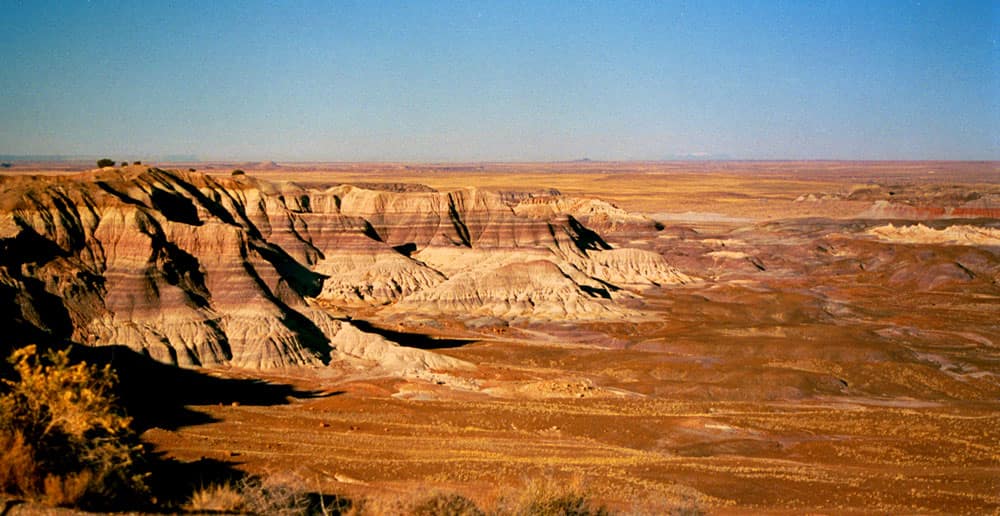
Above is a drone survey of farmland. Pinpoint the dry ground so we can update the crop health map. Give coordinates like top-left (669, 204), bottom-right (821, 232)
top-left (6, 161), bottom-right (999, 513)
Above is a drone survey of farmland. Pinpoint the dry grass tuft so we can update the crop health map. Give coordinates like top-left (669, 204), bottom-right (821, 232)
top-left (185, 473), bottom-right (313, 515)
top-left (186, 483), bottom-right (245, 513)
top-left (345, 494), bottom-right (409, 516)
top-left (339, 478), bottom-right (610, 516)
top-left (411, 492), bottom-right (484, 516)
top-left (494, 476), bottom-right (609, 516)
top-left (238, 474), bottom-right (312, 515)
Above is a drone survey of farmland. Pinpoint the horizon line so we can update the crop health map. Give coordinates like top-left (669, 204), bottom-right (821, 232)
top-left (2, 156), bottom-right (998, 165)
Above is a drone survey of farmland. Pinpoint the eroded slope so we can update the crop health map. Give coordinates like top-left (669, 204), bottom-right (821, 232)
top-left (0, 167), bottom-right (686, 368)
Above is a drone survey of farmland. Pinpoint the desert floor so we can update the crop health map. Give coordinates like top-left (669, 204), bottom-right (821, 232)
top-left (9, 161), bottom-right (999, 513)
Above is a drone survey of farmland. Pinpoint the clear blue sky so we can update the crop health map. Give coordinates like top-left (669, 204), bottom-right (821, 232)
top-left (1, 1), bottom-right (997, 161)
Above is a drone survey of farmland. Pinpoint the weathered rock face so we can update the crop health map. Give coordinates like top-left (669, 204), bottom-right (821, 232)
top-left (1, 168), bottom-right (348, 367)
top-left (851, 186), bottom-right (1000, 220)
top-left (391, 259), bottom-right (636, 320)
top-left (0, 167), bottom-right (688, 367)
top-left (865, 223), bottom-right (1000, 247)
top-left (511, 194), bottom-right (664, 238)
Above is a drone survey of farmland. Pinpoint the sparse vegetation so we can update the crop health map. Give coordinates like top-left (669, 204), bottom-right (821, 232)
top-left (120, 161), bottom-right (129, 167)
top-left (232, 169), bottom-right (246, 176)
top-left (0, 345), bottom-right (148, 510)
top-left (494, 478), bottom-right (609, 516)
top-left (186, 482), bottom-right (245, 513)
top-left (520, 493), bottom-right (606, 516)
top-left (96, 158), bottom-right (115, 168)
top-left (411, 492), bottom-right (484, 516)
top-left (0, 353), bottom-right (613, 515)
top-left (186, 474), bottom-right (312, 515)
top-left (133, 160), bottom-right (142, 165)
top-left (340, 482), bottom-right (608, 516)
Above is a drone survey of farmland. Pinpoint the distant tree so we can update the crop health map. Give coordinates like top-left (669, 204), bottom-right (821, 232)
top-left (0, 163), bottom-right (11, 168)
top-left (96, 158), bottom-right (115, 168)
top-left (231, 169), bottom-right (246, 176)
top-left (120, 161), bottom-right (129, 167)
top-left (188, 168), bottom-right (196, 172)
top-left (133, 161), bottom-right (141, 165)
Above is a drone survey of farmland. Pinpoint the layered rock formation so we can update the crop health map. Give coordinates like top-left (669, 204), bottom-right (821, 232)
top-left (0, 167), bottom-right (688, 368)
top-left (865, 223), bottom-right (1000, 247)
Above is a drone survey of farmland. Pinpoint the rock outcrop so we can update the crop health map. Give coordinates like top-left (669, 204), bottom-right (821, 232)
top-left (391, 259), bottom-right (635, 320)
top-left (0, 167), bottom-right (689, 367)
top-left (865, 223), bottom-right (1000, 247)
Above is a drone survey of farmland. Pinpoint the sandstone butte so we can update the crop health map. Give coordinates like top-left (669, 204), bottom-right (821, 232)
top-left (0, 166), bottom-right (689, 371)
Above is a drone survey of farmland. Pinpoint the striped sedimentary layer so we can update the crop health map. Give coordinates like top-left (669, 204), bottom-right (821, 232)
top-left (0, 167), bottom-right (688, 367)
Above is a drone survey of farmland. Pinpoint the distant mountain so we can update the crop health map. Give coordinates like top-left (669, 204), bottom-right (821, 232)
top-left (663, 152), bottom-right (733, 160)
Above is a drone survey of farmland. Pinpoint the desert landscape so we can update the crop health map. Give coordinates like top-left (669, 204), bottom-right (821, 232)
top-left (3, 1), bottom-right (996, 513)
top-left (1, 160), bottom-right (997, 513)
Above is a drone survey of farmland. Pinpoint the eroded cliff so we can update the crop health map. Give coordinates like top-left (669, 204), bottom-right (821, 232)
top-left (0, 167), bottom-right (686, 368)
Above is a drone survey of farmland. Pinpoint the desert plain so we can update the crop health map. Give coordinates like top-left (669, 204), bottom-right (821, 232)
top-left (1, 160), bottom-right (998, 513)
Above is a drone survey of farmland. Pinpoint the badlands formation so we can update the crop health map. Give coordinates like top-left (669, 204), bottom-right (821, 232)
top-left (0, 166), bottom-right (683, 369)
top-left (1, 161), bottom-right (998, 513)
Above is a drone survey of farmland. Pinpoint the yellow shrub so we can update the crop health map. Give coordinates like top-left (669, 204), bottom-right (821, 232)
top-left (186, 483), bottom-right (246, 513)
top-left (43, 471), bottom-right (93, 507)
top-left (0, 430), bottom-right (35, 494)
top-left (0, 345), bottom-right (148, 509)
top-left (4, 345), bottom-right (128, 439)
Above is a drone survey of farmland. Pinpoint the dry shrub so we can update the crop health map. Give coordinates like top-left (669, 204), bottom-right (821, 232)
top-left (410, 492), bottom-right (484, 516)
top-left (626, 494), bottom-right (704, 516)
top-left (187, 483), bottom-right (245, 513)
top-left (0, 431), bottom-right (35, 494)
top-left (0, 345), bottom-right (148, 509)
top-left (42, 471), bottom-right (92, 507)
top-left (186, 474), bottom-right (312, 515)
top-left (495, 477), bottom-right (609, 516)
top-left (341, 493), bottom-right (409, 516)
top-left (237, 474), bottom-right (312, 515)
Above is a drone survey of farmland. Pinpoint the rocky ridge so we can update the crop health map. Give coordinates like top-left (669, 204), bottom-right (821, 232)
top-left (0, 167), bottom-right (686, 368)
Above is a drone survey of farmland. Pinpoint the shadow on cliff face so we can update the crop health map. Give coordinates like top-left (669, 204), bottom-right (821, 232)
top-left (69, 345), bottom-right (339, 432)
top-left (567, 215), bottom-right (612, 252)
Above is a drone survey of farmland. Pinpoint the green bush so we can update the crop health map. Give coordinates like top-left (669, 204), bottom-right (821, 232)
top-left (0, 345), bottom-right (148, 509)
top-left (96, 158), bottom-right (115, 168)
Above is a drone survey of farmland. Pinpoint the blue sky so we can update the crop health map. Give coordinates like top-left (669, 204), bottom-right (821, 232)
top-left (1, 1), bottom-right (997, 161)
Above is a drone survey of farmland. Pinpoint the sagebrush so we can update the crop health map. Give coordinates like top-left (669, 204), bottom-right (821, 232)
top-left (0, 345), bottom-right (148, 509)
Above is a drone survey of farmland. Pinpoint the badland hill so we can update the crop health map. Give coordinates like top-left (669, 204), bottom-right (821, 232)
top-left (0, 166), bottom-right (685, 371)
